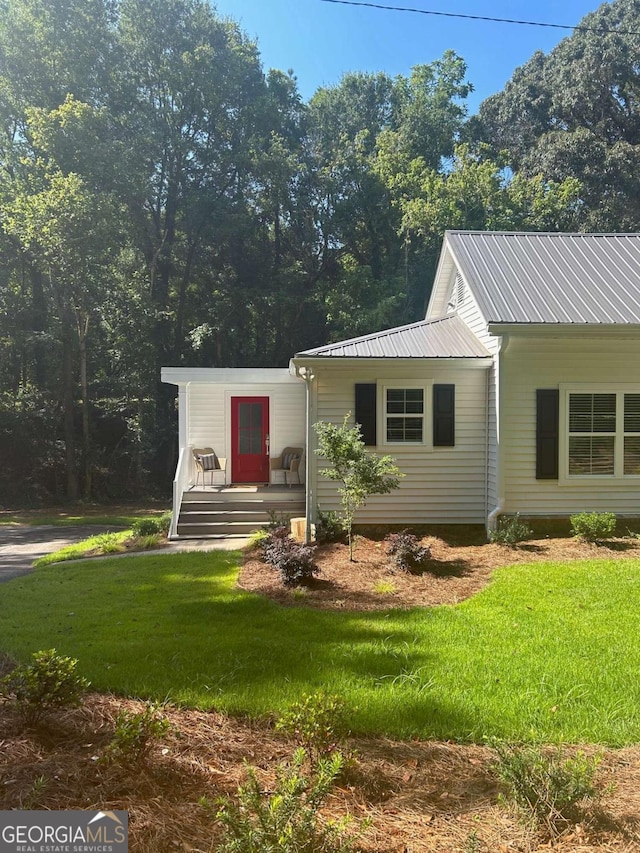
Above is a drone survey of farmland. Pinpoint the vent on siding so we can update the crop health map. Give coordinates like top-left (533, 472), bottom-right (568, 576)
top-left (446, 273), bottom-right (465, 313)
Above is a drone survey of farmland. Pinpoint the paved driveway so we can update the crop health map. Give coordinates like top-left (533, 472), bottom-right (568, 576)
top-left (0, 525), bottom-right (110, 583)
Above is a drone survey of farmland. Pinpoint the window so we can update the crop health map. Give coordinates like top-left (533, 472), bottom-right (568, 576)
top-left (565, 389), bottom-right (640, 477)
top-left (568, 393), bottom-right (615, 475)
top-left (386, 388), bottom-right (424, 443)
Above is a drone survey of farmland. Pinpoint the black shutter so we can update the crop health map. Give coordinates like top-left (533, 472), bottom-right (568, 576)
top-left (433, 384), bottom-right (455, 447)
top-left (536, 389), bottom-right (559, 479)
top-left (355, 383), bottom-right (377, 446)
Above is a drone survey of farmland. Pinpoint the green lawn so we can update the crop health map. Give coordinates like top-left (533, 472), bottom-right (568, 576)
top-left (1, 552), bottom-right (639, 744)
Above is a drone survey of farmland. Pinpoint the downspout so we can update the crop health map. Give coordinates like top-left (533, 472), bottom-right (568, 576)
top-left (487, 336), bottom-right (510, 533)
top-left (294, 364), bottom-right (316, 544)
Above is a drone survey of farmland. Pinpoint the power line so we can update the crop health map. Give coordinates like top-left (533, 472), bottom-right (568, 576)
top-left (319, 0), bottom-right (640, 37)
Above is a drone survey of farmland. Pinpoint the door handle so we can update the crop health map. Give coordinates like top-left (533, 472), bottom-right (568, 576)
top-left (265, 434), bottom-right (270, 455)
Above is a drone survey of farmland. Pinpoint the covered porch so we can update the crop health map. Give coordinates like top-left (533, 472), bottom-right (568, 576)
top-left (161, 368), bottom-right (307, 538)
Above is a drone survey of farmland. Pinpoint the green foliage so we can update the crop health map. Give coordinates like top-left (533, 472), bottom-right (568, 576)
top-left (247, 528), bottom-right (270, 550)
top-left (0, 649), bottom-right (89, 725)
top-left (477, 0), bottom-right (640, 231)
top-left (33, 530), bottom-right (130, 566)
top-left (132, 533), bottom-right (162, 550)
top-left (132, 516), bottom-right (166, 537)
top-left (265, 509), bottom-right (291, 531)
top-left (276, 692), bottom-right (351, 759)
top-left (372, 579), bottom-right (397, 595)
top-left (570, 512), bottom-right (617, 543)
top-left (489, 514), bottom-right (533, 548)
top-left (315, 509), bottom-right (347, 545)
top-left (314, 415), bottom-right (402, 560)
top-left (93, 532), bottom-right (128, 553)
top-left (104, 703), bottom-right (171, 765)
top-left (384, 529), bottom-right (432, 573)
top-left (492, 742), bottom-right (601, 837)
top-left (214, 748), bottom-right (360, 853)
top-left (263, 527), bottom-right (320, 586)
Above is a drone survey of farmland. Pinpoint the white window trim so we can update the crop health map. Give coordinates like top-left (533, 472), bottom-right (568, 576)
top-left (559, 383), bottom-right (640, 482)
top-left (382, 384), bottom-right (432, 447)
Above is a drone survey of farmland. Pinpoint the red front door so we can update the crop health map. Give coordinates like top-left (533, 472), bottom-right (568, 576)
top-left (231, 397), bottom-right (270, 483)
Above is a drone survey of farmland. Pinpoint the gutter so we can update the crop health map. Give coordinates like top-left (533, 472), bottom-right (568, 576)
top-left (486, 335), bottom-right (510, 533)
top-left (293, 363), bottom-right (316, 544)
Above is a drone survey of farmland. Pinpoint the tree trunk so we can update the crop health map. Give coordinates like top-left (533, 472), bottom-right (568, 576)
top-left (78, 312), bottom-right (91, 501)
top-left (61, 334), bottom-right (78, 501)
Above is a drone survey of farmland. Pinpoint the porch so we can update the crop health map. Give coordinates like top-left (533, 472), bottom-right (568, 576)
top-left (175, 484), bottom-right (305, 539)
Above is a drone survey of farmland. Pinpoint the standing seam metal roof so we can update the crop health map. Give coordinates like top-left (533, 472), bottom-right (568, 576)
top-left (446, 231), bottom-right (640, 324)
top-left (295, 314), bottom-right (491, 358)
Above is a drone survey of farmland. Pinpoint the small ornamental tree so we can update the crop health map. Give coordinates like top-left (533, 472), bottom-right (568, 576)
top-left (314, 415), bottom-right (402, 560)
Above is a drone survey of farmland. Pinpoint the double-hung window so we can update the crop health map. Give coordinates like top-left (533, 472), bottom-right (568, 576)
top-left (385, 388), bottom-right (424, 443)
top-left (565, 388), bottom-right (640, 477)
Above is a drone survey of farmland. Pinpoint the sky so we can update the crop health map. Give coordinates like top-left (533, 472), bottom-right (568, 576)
top-left (211, 0), bottom-right (607, 113)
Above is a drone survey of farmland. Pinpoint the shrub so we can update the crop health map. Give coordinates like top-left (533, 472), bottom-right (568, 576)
top-left (247, 528), bottom-right (270, 550)
top-left (276, 691), bottom-right (351, 759)
top-left (265, 509), bottom-right (291, 531)
top-left (0, 649), bottom-right (89, 725)
top-left (132, 533), bottom-right (162, 550)
top-left (132, 517), bottom-right (162, 537)
top-left (570, 511), bottom-right (616, 543)
top-left (385, 529), bottom-right (432, 573)
top-left (214, 747), bottom-right (361, 853)
top-left (263, 526), bottom-right (320, 586)
top-left (492, 742), bottom-right (601, 837)
top-left (103, 703), bottom-right (171, 765)
top-left (315, 509), bottom-right (347, 544)
top-left (314, 415), bottom-right (402, 560)
top-left (489, 514), bottom-right (533, 547)
top-left (92, 532), bottom-right (127, 554)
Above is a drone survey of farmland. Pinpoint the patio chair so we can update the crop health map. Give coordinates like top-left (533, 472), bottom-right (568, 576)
top-left (192, 447), bottom-right (226, 487)
top-left (270, 446), bottom-right (304, 486)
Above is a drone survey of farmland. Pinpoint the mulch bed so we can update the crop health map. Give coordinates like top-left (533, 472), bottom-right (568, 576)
top-left (239, 532), bottom-right (640, 610)
top-left (1, 694), bottom-right (639, 853)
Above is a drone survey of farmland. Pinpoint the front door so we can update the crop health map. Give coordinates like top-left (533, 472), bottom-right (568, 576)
top-left (231, 397), bottom-right (270, 483)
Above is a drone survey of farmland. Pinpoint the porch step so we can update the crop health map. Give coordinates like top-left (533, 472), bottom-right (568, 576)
top-left (176, 490), bottom-right (305, 538)
top-left (176, 521), bottom-right (265, 537)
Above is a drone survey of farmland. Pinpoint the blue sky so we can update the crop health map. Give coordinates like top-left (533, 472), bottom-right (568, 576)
top-left (212, 0), bottom-right (605, 113)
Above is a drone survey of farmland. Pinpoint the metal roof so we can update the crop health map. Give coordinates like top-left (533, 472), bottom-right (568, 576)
top-left (447, 231), bottom-right (640, 324)
top-left (296, 314), bottom-right (491, 358)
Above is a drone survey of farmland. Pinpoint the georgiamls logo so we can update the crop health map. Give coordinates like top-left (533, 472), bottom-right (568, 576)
top-left (88, 811), bottom-right (124, 827)
top-left (0, 808), bottom-right (128, 851)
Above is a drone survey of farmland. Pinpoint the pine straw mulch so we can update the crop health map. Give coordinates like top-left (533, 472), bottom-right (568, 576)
top-left (1, 693), bottom-right (640, 853)
top-left (239, 529), bottom-right (640, 610)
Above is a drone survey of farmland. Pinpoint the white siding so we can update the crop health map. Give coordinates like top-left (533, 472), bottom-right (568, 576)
top-left (311, 363), bottom-right (489, 524)
top-left (456, 284), bottom-right (498, 354)
top-left (187, 380), bottom-right (306, 481)
top-left (502, 335), bottom-right (640, 515)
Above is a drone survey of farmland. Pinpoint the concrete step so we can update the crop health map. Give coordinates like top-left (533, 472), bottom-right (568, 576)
top-left (183, 488), bottom-right (303, 504)
top-left (179, 500), bottom-right (305, 514)
top-left (178, 510), bottom-right (303, 525)
top-left (176, 520), bottom-right (263, 537)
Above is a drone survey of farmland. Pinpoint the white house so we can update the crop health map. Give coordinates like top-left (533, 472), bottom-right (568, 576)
top-left (162, 231), bottom-right (640, 538)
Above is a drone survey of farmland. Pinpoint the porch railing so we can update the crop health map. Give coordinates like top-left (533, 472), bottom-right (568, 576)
top-left (170, 445), bottom-right (192, 539)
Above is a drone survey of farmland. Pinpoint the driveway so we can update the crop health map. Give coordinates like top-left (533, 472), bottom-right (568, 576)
top-left (0, 525), bottom-right (110, 583)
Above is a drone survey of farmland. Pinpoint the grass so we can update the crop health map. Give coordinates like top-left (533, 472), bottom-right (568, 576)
top-left (33, 531), bottom-right (133, 567)
top-left (0, 507), bottom-right (169, 527)
top-left (1, 553), bottom-right (640, 744)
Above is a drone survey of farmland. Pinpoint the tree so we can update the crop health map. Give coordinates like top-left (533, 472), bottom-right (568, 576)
top-left (475, 0), bottom-right (640, 230)
top-left (314, 415), bottom-right (402, 560)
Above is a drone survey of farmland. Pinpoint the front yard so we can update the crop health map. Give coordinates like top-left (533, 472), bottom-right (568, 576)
top-left (1, 546), bottom-right (640, 744)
